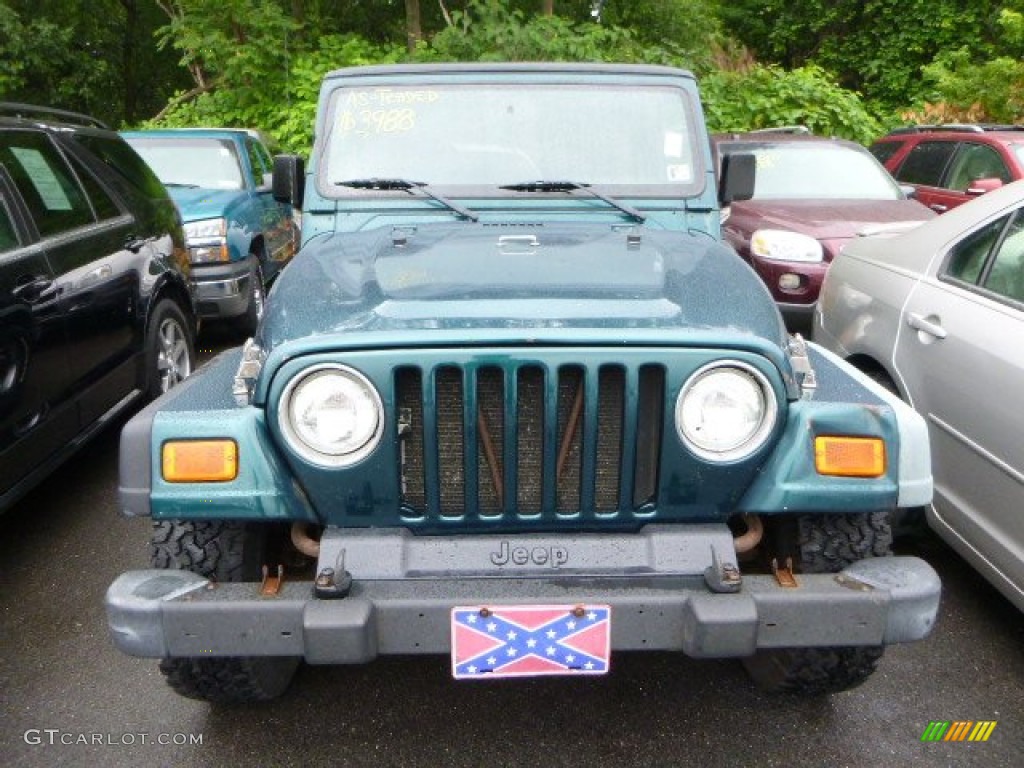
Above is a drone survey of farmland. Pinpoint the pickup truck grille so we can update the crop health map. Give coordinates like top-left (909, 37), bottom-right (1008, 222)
top-left (395, 362), bottom-right (664, 520)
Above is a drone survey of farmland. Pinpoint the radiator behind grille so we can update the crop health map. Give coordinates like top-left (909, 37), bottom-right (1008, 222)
top-left (396, 362), bottom-right (663, 522)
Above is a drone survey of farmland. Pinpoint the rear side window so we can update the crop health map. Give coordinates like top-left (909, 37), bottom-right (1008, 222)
top-left (75, 134), bottom-right (167, 199)
top-left (893, 141), bottom-right (958, 186)
top-left (867, 141), bottom-right (902, 166)
top-left (0, 129), bottom-right (94, 237)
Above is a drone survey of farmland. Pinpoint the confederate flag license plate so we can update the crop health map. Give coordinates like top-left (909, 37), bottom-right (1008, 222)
top-left (450, 604), bottom-right (611, 679)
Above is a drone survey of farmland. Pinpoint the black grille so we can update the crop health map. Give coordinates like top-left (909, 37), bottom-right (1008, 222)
top-left (395, 362), bottom-right (664, 520)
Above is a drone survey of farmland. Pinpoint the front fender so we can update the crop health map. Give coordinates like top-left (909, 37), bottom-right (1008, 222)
top-left (119, 347), bottom-right (316, 521)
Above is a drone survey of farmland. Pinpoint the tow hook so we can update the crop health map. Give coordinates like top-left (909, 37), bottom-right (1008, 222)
top-left (772, 557), bottom-right (799, 588)
top-left (260, 564), bottom-right (285, 596)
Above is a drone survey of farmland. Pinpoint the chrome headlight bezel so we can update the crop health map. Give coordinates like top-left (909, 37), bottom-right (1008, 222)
top-left (675, 361), bottom-right (778, 462)
top-left (278, 363), bottom-right (385, 468)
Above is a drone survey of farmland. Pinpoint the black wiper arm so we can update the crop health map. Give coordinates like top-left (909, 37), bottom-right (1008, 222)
top-left (335, 178), bottom-right (478, 221)
top-left (499, 180), bottom-right (646, 223)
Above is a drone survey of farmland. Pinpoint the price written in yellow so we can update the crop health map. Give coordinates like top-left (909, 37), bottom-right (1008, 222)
top-left (339, 108), bottom-right (416, 135)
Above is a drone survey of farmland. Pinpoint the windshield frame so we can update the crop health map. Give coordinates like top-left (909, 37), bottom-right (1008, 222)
top-left (315, 81), bottom-right (707, 201)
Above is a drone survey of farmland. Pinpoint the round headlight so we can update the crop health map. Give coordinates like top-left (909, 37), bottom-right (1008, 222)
top-left (676, 362), bottom-right (777, 461)
top-left (279, 364), bottom-right (384, 467)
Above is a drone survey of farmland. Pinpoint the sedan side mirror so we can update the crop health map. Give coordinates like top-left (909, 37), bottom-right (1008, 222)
top-left (719, 152), bottom-right (756, 204)
top-left (273, 154), bottom-right (305, 209)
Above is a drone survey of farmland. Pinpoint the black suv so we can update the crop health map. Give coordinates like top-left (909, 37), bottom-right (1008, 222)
top-left (0, 104), bottom-right (197, 512)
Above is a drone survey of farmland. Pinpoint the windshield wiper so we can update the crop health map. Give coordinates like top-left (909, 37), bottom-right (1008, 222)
top-left (163, 182), bottom-right (201, 188)
top-left (499, 180), bottom-right (646, 223)
top-left (335, 178), bottom-right (478, 221)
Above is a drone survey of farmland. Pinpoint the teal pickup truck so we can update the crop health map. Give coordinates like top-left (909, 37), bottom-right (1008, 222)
top-left (122, 129), bottom-right (299, 333)
top-left (106, 64), bottom-right (940, 704)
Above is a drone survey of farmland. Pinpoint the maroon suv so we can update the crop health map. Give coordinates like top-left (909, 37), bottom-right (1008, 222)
top-left (712, 131), bottom-right (934, 331)
top-left (869, 125), bottom-right (1024, 214)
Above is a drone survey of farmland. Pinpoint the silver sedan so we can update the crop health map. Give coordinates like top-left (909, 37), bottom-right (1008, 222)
top-left (814, 179), bottom-right (1024, 611)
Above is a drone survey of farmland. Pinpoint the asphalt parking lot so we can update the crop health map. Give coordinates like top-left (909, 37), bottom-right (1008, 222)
top-left (1, 333), bottom-right (1022, 768)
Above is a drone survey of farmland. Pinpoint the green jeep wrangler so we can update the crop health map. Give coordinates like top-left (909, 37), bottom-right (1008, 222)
top-left (105, 64), bottom-right (940, 703)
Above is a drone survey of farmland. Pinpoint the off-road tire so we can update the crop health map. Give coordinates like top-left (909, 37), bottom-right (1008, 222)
top-left (743, 511), bottom-right (893, 695)
top-left (151, 520), bottom-right (299, 704)
top-left (145, 299), bottom-right (194, 400)
top-left (235, 259), bottom-right (265, 336)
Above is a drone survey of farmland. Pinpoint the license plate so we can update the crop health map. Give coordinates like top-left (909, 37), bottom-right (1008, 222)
top-left (451, 604), bottom-right (611, 679)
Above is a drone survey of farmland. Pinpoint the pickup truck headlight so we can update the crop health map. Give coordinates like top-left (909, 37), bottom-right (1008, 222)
top-left (750, 229), bottom-right (823, 263)
top-left (279, 364), bottom-right (384, 467)
top-left (675, 362), bottom-right (776, 461)
top-left (183, 217), bottom-right (229, 263)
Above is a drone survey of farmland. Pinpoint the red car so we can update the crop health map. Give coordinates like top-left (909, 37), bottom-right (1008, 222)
top-left (712, 131), bottom-right (934, 332)
top-left (869, 125), bottom-right (1024, 214)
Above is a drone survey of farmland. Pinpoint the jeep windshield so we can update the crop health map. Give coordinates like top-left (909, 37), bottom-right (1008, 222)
top-left (320, 83), bottom-right (702, 196)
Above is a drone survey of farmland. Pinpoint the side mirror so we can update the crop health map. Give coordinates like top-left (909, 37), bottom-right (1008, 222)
top-left (966, 177), bottom-right (1003, 196)
top-left (899, 184), bottom-right (918, 200)
top-left (273, 154), bottom-right (305, 209)
top-left (719, 152), bottom-right (755, 204)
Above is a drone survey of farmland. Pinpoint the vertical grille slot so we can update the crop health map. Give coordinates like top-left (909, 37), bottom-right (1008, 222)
top-left (395, 367), bottom-right (425, 512)
top-left (516, 366), bottom-right (545, 514)
top-left (595, 365), bottom-right (625, 512)
top-left (475, 367), bottom-right (504, 515)
top-left (436, 366), bottom-right (464, 516)
top-left (633, 365), bottom-right (665, 508)
top-left (555, 366), bottom-right (584, 513)
top-left (395, 358), bottom-right (663, 523)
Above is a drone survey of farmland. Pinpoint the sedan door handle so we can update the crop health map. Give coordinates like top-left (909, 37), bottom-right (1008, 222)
top-left (929, 203), bottom-right (948, 213)
top-left (906, 313), bottom-right (947, 339)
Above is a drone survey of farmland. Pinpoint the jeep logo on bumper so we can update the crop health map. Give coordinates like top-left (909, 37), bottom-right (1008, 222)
top-left (490, 541), bottom-right (569, 568)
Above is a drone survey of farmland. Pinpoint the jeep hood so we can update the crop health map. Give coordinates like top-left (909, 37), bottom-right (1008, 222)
top-left (260, 223), bottom-right (787, 352)
top-left (166, 187), bottom-right (242, 221)
top-left (732, 199), bottom-right (933, 240)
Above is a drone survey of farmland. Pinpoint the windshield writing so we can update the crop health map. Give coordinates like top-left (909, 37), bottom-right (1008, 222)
top-left (323, 84), bottom-right (698, 191)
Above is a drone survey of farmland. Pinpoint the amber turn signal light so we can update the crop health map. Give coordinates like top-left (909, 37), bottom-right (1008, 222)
top-left (162, 440), bottom-right (238, 482)
top-left (814, 436), bottom-right (886, 478)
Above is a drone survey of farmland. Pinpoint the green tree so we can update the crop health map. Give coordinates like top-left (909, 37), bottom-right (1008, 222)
top-left (917, 2), bottom-right (1024, 122)
top-left (717, 0), bottom-right (1003, 112)
top-left (702, 64), bottom-right (882, 143)
top-left (0, 0), bottom-right (186, 125)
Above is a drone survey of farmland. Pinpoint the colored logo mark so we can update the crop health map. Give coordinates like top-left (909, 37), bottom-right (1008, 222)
top-left (921, 721), bottom-right (997, 742)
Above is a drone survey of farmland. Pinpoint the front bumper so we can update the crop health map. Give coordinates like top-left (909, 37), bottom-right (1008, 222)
top-left (107, 537), bottom-right (940, 663)
top-left (192, 261), bottom-right (252, 319)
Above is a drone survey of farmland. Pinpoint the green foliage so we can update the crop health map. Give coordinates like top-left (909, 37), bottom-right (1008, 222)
top-left (921, 53), bottom-right (1024, 124)
top-left (717, 0), bottom-right (1002, 113)
top-left (702, 64), bottom-right (882, 144)
top-left (150, 31), bottom-right (402, 155)
top-left (916, 4), bottom-right (1024, 122)
top-left (419, 0), bottom-right (685, 65)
